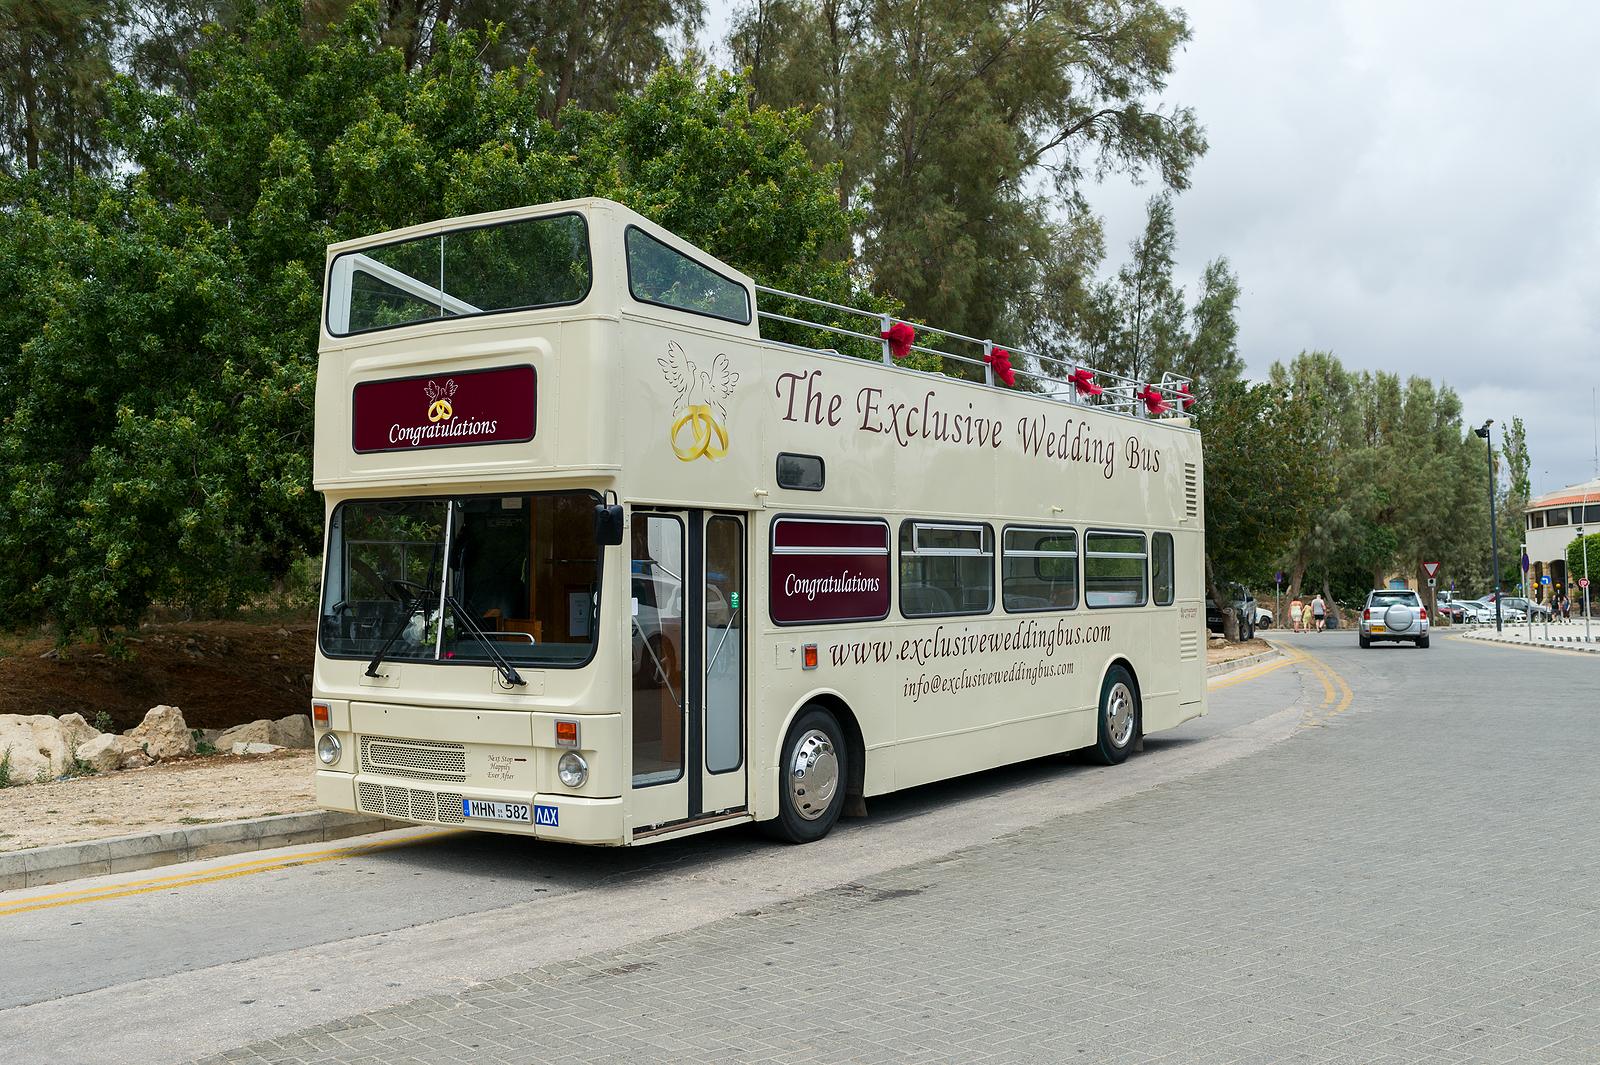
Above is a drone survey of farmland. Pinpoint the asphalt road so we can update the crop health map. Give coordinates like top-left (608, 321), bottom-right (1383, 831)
top-left (3, 631), bottom-right (1595, 1064)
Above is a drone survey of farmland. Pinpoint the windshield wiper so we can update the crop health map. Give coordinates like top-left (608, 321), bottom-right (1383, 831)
top-left (442, 595), bottom-right (527, 688)
top-left (365, 599), bottom-right (426, 678)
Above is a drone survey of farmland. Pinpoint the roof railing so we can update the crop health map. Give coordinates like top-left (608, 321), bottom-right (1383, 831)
top-left (752, 284), bottom-right (1195, 419)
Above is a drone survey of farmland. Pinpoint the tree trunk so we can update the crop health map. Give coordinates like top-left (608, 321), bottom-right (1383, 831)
top-left (1287, 557), bottom-right (1307, 604)
top-left (1204, 556), bottom-right (1239, 642)
top-left (1322, 576), bottom-right (1340, 625)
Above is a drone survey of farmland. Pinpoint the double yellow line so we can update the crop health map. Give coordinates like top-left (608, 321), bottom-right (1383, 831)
top-left (1283, 642), bottom-right (1354, 725)
top-left (1205, 641), bottom-right (1354, 725)
top-left (0, 829), bottom-right (454, 919)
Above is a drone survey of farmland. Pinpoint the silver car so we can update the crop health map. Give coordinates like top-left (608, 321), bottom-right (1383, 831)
top-left (1359, 589), bottom-right (1430, 648)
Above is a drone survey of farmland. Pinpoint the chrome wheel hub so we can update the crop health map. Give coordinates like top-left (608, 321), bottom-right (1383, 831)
top-left (788, 728), bottom-right (838, 821)
top-left (1106, 682), bottom-right (1135, 748)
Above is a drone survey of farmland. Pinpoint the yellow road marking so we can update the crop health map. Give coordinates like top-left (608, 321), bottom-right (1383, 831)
top-left (0, 829), bottom-right (455, 918)
top-left (1289, 643), bottom-right (1355, 725)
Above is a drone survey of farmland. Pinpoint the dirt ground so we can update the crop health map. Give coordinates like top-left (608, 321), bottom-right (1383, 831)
top-left (1205, 637), bottom-right (1275, 665)
top-left (0, 750), bottom-right (316, 852)
top-left (0, 619), bottom-right (315, 732)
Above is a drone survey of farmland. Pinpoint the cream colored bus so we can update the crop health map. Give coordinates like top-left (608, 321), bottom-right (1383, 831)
top-left (311, 198), bottom-right (1207, 846)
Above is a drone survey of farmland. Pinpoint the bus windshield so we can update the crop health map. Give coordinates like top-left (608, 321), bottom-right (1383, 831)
top-left (326, 213), bottom-right (592, 335)
top-left (320, 491), bottom-right (602, 668)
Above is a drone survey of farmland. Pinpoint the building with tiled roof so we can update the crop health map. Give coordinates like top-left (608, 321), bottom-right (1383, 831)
top-left (1524, 476), bottom-right (1600, 602)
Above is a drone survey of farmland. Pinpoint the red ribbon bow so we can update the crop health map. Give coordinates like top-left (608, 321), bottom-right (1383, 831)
top-left (881, 321), bottom-right (915, 359)
top-left (1138, 386), bottom-right (1171, 416)
top-left (984, 346), bottom-right (1016, 387)
top-left (1175, 382), bottom-right (1195, 410)
top-left (1069, 367), bottom-right (1103, 397)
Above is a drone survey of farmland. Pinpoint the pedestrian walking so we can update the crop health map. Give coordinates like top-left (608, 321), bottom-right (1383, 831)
top-left (1311, 593), bottom-right (1326, 633)
top-left (1289, 597), bottom-right (1303, 633)
top-left (1562, 594), bottom-right (1572, 621)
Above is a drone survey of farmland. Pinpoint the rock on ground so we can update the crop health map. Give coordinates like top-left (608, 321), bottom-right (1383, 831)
top-left (232, 742), bottom-right (285, 756)
top-left (57, 713), bottom-right (100, 755)
top-left (125, 705), bottom-right (195, 761)
top-left (270, 714), bottom-right (314, 749)
top-left (217, 716), bottom-right (314, 751)
top-left (0, 714), bottom-right (71, 783)
top-left (216, 720), bottom-right (273, 750)
top-left (76, 733), bottom-right (129, 774)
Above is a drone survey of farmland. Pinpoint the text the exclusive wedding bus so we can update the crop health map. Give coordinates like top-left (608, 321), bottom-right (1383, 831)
top-left (311, 198), bottom-right (1207, 845)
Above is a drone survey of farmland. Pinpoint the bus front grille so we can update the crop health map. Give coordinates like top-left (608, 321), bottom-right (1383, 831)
top-left (359, 735), bottom-right (467, 782)
top-left (357, 780), bottom-right (466, 825)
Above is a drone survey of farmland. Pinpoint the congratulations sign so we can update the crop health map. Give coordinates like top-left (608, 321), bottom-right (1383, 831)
top-left (352, 365), bottom-right (536, 453)
top-left (770, 517), bottom-right (891, 625)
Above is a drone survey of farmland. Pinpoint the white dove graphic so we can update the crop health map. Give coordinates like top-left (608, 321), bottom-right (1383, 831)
top-left (657, 341), bottom-right (739, 421)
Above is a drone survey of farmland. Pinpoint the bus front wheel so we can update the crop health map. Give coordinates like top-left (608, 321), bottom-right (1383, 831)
top-left (761, 706), bottom-right (847, 844)
top-left (1089, 666), bottom-right (1139, 766)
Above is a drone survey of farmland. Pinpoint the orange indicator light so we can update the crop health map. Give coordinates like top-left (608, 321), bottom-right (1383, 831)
top-left (312, 702), bottom-right (330, 728)
top-left (802, 644), bottom-right (819, 670)
top-left (556, 720), bottom-right (580, 747)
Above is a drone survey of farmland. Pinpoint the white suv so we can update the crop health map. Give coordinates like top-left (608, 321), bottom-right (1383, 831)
top-left (1359, 589), bottom-right (1429, 649)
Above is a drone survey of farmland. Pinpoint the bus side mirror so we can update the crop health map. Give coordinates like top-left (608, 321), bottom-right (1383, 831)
top-left (594, 504), bottom-right (624, 546)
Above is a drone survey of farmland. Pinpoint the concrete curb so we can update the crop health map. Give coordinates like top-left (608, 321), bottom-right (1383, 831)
top-left (0, 810), bottom-right (400, 892)
top-left (1206, 646), bottom-right (1282, 677)
top-left (1459, 629), bottom-right (1600, 654)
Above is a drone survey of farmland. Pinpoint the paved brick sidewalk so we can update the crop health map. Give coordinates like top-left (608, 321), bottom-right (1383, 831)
top-left (206, 640), bottom-right (1600, 1065)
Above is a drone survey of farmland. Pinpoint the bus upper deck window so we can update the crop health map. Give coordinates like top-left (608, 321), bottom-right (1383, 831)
top-left (625, 226), bottom-right (751, 325)
top-left (326, 213), bottom-right (592, 336)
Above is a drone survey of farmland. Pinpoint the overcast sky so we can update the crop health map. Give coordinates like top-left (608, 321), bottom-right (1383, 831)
top-left (701, 2), bottom-right (1600, 494)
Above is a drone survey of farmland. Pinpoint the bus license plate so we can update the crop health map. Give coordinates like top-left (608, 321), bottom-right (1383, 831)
top-left (464, 799), bottom-right (531, 823)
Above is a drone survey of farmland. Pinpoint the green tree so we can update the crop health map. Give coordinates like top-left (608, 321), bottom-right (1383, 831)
top-left (0, 0), bottom-right (859, 637)
top-left (1567, 532), bottom-right (1599, 614)
top-left (1196, 378), bottom-right (1327, 639)
top-left (0, 0), bottom-right (122, 174)
top-left (729, 0), bottom-right (1206, 349)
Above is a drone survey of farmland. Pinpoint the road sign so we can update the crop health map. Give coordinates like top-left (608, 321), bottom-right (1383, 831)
top-left (1582, 578), bottom-right (1591, 589)
top-left (1427, 577), bottom-right (1436, 587)
top-left (1422, 561), bottom-right (1440, 578)
top-left (1521, 553), bottom-right (1530, 573)
top-left (1540, 574), bottom-right (1551, 586)
top-left (1275, 571), bottom-right (1284, 584)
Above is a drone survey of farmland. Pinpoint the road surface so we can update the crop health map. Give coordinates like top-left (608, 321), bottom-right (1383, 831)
top-left (2, 632), bottom-right (1595, 1064)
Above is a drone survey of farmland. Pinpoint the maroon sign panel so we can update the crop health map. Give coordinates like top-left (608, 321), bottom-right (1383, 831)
top-left (770, 517), bottom-right (891, 625)
top-left (352, 365), bottom-right (536, 454)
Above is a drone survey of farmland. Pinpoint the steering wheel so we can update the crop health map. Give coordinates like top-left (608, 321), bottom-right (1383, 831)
top-left (386, 578), bottom-right (434, 605)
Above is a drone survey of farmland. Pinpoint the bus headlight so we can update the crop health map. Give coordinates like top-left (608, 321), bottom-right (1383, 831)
top-left (317, 732), bottom-right (342, 766)
top-left (557, 751), bottom-right (589, 789)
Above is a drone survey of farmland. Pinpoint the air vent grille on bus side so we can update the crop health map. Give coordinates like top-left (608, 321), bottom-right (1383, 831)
top-left (360, 735), bottom-right (467, 782)
top-left (1179, 630), bottom-right (1201, 661)
top-left (1184, 463), bottom-right (1199, 519)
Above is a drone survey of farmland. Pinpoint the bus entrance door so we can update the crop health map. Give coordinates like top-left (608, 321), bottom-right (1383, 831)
top-left (629, 509), bottom-right (747, 834)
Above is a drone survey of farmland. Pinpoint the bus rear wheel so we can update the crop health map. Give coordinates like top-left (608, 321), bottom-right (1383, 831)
top-left (1089, 666), bottom-right (1139, 766)
top-left (761, 706), bottom-right (847, 844)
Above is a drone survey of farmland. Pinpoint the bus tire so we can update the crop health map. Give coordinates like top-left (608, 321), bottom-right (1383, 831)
top-left (1089, 665), bottom-right (1139, 766)
top-left (761, 706), bottom-right (847, 844)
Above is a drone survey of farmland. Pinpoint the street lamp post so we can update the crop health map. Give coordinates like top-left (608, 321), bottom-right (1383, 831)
top-left (1474, 421), bottom-right (1502, 632)
top-left (1581, 485), bottom-right (1593, 643)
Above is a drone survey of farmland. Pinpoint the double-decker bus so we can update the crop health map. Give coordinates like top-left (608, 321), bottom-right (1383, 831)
top-left (311, 198), bottom-right (1206, 846)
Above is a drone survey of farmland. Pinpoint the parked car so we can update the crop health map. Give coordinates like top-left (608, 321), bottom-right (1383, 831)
top-left (1254, 605), bottom-right (1274, 629)
top-left (1495, 595), bottom-right (1553, 621)
top-left (1206, 582), bottom-right (1259, 639)
top-left (1359, 589), bottom-right (1429, 648)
